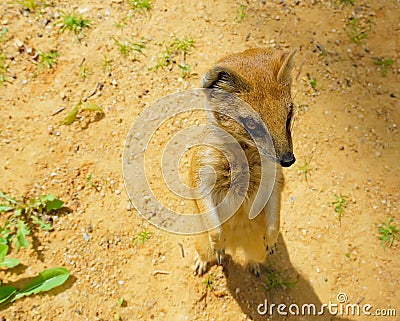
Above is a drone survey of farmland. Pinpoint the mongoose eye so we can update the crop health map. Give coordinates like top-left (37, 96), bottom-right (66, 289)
top-left (245, 118), bottom-right (257, 130)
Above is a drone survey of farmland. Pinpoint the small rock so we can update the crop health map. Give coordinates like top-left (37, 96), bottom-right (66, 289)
top-left (83, 232), bottom-right (90, 242)
top-left (15, 39), bottom-right (24, 49)
top-left (214, 290), bottom-right (226, 298)
top-left (235, 287), bottom-right (240, 294)
top-left (375, 151), bottom-right (381, 158)
top-left (78, 8), bottom-right (89, 14)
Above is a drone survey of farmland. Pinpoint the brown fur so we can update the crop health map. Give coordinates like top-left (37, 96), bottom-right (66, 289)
top-left (190, 48), bottom-right (296, 275)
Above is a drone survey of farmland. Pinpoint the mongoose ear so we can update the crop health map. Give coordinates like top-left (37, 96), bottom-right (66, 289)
top-left (277, 50), bottom-right (296, 84)
top-left (201, 66), bottom-right (250, 93)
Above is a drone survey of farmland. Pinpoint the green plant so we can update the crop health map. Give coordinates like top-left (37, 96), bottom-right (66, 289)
top-left (127, 0), bottom-right (152, 12)
top-left (0, 244), bottom-right (19, 269)
top-left (329, 193), bottom-right (348, 223)
top-left (117, 297), bottom-right (125, 307)
top-left (15, 0), bottom-right (46, 13)
top-left (152, 46), bottom-right (173, 70)
top-left (346, 17), bottom-right (372, 44)
top-left (298, 157), bottom-right (313, 181)
top-left (0, 191), bottom-right (63, 250)
top-left (115, 0), bottom-right (151, 26)
top-left (203, 274), bottom-right (214, 290)
top-left (114, 16), bottom-right (128, 29)
top-left (0, 192), bottom-right (69, 307)
top-left (0, 52), bottom-right (7, 85)
top-left (152, 37), bottom-right (195, 71)
top-left (79, 63), bottom-right (89, 79)
top-left (0, 267), bottom-right (70, 306)
top-left (0, 27), bottom-right (8, 42)
top-left (237, 3), bottom-right (248, 22)
top-left (102, 54), bottom-right (113, 74)
top-left (378, 217), bottom-right (399, 249)
top-left (265, 266), bottom-right (296, 295)
top-left (62, 101), bottom-right (104, 125)
top-left (37, 50), bottom-right (58, 69)
top-left (133, 230), bottom-right (152, 245)
top-left (59, 10), bottom-right (91, 36)
top-left (114, 37), bottom-right (147, 58)
top-left (373, 57), bottom-right (394, 77)
top-left (309, 78), bottom-right (317, 89)
top-left (170, 37), bottom-right (194, 53)
top-left (86, 173), bottom-right (96, 189)
top-left (178, 64), bottom-right (191, 78)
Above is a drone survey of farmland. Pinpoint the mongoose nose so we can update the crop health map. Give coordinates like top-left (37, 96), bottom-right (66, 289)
top-left (280, 152), bottom-right (296, 167)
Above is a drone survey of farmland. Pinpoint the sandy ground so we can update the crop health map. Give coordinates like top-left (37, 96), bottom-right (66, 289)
top-left (0, 0), bottom-right (399, 320)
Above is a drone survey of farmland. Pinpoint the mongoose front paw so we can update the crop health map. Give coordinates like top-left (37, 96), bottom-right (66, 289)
top-left (265, 243), bottom-right (276, 255)
top-left (249, 261), bottom-right (261, 277)
top-left (194, 253), bottom-right (208, 276)
top-left (216, 249), bottom-right (225, 265)
top-left (264, 228), bottom-right (279, 255)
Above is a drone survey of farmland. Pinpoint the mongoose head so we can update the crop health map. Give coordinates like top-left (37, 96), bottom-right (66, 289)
top-left (201, 48), bottom-right (296, 167)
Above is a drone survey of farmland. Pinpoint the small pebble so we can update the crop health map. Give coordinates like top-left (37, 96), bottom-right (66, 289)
top-left (83, 232), bottom-right (90, 242)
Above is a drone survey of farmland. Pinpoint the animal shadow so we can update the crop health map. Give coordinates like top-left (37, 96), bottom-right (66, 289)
top-left (223, 234), bottom-right (352, 321)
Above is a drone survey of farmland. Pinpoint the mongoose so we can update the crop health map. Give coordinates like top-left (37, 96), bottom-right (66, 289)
top-left (189, 48), bottom-right (296, 275)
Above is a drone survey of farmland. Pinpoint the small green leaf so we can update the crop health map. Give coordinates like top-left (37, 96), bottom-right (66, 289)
top-left (0, 27), bottom-right (8, 43)
top-left (0, 191), bottom-right (17, 204)
top-left (63, 103), bottom-right (80, 125)
top-left (0, 257), bottom-right (20, 269)
top-left (40, 194), bottom-right (56, 203)
top-left (81, 102), bottom-right (103, 112)
top-left (118, 297), bottom-right (124, 306)
top-left (32, 215), bottom-right (52, 231)
top-left (14, 208), bottom-right (23, 216)
top-left (14, 220), bottom-right (30, 251)
top-left (45, 199), bottom-right (64, 212)
top-left (0, 235), bottom-right (8, 246)
top-left (13, 267), bottom-right (70, 301)
top-left (0, 205), bottom-right (14, 212)
top-left (0, 244), bottom-right (8, 261)
top-left (310, 78), bottom-right (317, 89)
top-left (0, 285), bottom-right (18, 304)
